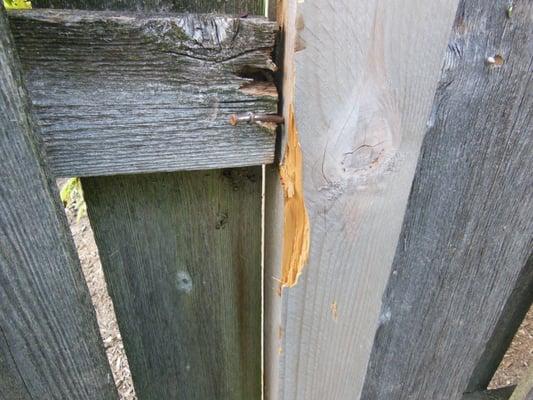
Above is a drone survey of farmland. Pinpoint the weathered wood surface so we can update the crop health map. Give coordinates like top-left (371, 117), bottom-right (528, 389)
top-left (32, 0), bottom-right (264, 16)
top-left (9, 10), bottom-right (277, 177)
top-left (468, 254), bottom-right (533, 391)
top-left (83, 169), bottom-right (262, 399)
top-left (0, 8), bottom-right (117, 400)
top-left (264, 0), bottom-right (460, 399)
top-left (361, 1), bottom-right (533, 399)
top-left (463, 387), bottom-right (516, 400)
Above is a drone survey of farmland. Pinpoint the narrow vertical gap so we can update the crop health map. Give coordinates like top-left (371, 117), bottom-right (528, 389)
top-left (262, 2), bottom-right (274, 390)
top-left (489, 304), bottom-right (533, 389)
top-left (467, 254), bottom-right (533, 393)
top-left (261, 164), bottom-right (266, 400)
top-left (57, 178), bottom-right (137, 400)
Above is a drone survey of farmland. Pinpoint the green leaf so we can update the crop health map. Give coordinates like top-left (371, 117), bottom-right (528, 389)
top-left (3, 0), bottom-right (32, 9)
top-left (60, 178), bottom-right (87, 221)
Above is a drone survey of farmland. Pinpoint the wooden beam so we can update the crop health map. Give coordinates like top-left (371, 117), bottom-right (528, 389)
top-left (0, 7), bottom-right (117, 399)
top-left (264, 0), bottom-right (460, 399)
top-left (468, 254), bottom-right (533, 391)
top-left (9, 10), bottom-right (278, 177)
top-left (31, 0), bottom-right (265, 16)
top-left (360, 0), bottom-right (533, 398)
top-left (82, 169), bottom-right (262, 399)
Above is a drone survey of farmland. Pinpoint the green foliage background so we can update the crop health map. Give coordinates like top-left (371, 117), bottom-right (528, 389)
top-left (3, 0), bottom-right (32, 9)
top-left (60, 178), bottom-right (87, 221)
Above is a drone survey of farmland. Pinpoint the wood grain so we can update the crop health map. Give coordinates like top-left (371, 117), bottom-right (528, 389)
top-left (32, 0), bottom-right (265, 16)
top-left (9, 10), bottom-right (278, 177)
top-left (360, 1), bottom-right (533, 399)
top-left (0, 8), bottom-right (117, 400)
top-left (264, 0), bottom-right (460, 399)
top-left (468, 254), bottom-right (533, 391)
top-left (83, 169), bottom-right (262, 399)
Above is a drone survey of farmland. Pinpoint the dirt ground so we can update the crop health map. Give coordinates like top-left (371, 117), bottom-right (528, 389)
top-left (490, 305), bottom-right (533, 389)
top-left (65, 204), bottom-right (531, 398)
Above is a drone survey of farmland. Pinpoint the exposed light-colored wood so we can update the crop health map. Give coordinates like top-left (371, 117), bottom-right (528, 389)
top-left (264, 0), bottom-right (300, 395)
top-left (0, 8), bottom-right (117, 399)
top-left (278, 105), bottom-right (309, 288)
top-left (9, 10), bottom-right (278, 177)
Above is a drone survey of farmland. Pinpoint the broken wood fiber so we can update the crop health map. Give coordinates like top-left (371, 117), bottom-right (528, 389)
top-left (279, 105), bottom-right (310, 287)
top-left (273, 0), bottom-right (310, 289)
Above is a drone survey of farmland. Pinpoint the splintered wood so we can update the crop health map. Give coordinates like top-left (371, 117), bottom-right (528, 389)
top-left (279, 105), bottom-right (310, 287)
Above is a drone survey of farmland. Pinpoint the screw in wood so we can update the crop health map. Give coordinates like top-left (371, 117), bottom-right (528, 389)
top-left (229, 112), bottom-right (284, 126)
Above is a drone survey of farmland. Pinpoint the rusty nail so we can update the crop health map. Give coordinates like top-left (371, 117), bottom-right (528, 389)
top-left (229, 112), bottom-right (284, 126)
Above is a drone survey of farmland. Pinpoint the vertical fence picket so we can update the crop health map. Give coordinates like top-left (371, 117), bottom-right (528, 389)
top-left (264, 0), bottom-right (460, 399)
top-left (360, 1), bottom-right (533, 398)
top-left (0, 8), bottom-right (117, 400)
top-left (82, 170), bottom-right (263, 399)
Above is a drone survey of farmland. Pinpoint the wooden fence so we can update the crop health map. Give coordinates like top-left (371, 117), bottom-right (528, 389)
top-left (0, 0), bottom-right (531, 399)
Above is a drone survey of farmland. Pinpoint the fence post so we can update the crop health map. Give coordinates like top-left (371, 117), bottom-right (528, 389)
top-left (0, 7), bottom-right (117, 399)
top-left (264, 0), bottom-right (460, 398)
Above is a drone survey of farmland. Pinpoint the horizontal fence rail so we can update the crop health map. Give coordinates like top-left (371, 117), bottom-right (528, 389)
top-left (9, 10), bottom-right (278, 177)
top-left (31, 0), bottom-right (266, 15)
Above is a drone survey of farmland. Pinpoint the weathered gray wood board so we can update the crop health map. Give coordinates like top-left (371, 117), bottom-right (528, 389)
top-left (0, 8), bottom-right (117, 400)
top-left (264, 0), bottom-right (460, 399)
top-left (468, 254), bottom-right (533, 391)
top-left (463, 387), bottom-right (516, 400)
top-left (9, 10), bottom-right (277, 177)
top-left (32, 0), bottom-right (264, 16)
top-left (82, 169), bottom-right (262, 399)
top-left (360, 1), bottom-right (533, 399)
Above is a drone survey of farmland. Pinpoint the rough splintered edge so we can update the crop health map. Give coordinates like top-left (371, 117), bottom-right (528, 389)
top-left (275, 0), bottom-right (310, 289)
top-left (279, 104), bottom-right (310, 288)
